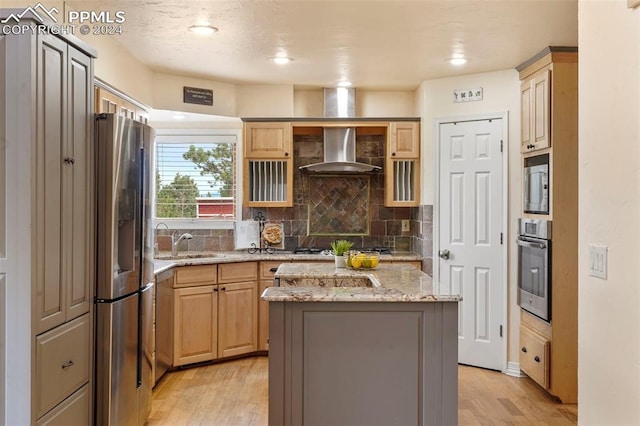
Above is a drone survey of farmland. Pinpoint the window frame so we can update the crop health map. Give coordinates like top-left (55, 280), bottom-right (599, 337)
top-left (152, 128), bottom-right (242, 230)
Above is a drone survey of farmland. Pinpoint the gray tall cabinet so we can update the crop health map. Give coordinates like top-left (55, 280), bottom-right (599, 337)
top-left (0, 16), bottom-right (96, 425)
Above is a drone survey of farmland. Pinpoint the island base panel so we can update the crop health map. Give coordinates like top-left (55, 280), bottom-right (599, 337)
top-left (268, 301), bottom-right (458, 426)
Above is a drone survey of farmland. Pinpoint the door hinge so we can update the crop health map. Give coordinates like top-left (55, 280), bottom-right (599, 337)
top-left (500, 140), bottom-right (503, 153)
top-left (500, 233), bottom-right (503, 245)
top-left (500, 325), bottom-right (503, 337)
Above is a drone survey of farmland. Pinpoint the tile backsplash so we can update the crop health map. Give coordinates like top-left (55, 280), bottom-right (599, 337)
top-left (243, 131), bottom-right (420, 252)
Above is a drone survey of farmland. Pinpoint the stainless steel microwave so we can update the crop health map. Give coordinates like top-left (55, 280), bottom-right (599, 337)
top-left (524, 154), bottom-right (549, 214)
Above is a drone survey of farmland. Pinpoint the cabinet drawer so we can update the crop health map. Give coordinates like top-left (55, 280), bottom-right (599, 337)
top-left (520, 325), bottom-right (550, 389)
top-left (36, 384), bottom-right (90, 426)
top-left (260, 261), bottom-right (285, 280)
top-left (36, 315), bottom-right (90, 417)
top-left (218, 262), bottom-right (258, 283)
top-left (175, 265), bottom-right (217, 287)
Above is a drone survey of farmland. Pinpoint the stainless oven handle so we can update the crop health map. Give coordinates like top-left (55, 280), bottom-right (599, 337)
top-left (516, 239), bottom-right (547, 250)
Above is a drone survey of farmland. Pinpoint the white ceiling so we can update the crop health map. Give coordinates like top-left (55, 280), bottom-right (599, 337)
top-left (71, 0), bottom-right (578, 90)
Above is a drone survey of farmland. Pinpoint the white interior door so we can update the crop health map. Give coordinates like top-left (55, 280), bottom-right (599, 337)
top-left (438, 119), bottom-right (504, 371)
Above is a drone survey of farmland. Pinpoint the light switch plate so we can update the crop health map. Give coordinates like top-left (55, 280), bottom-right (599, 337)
top-left (589, 244), bottom-right (608, 280)
top-left (401, 220), bottom-right (410, 232)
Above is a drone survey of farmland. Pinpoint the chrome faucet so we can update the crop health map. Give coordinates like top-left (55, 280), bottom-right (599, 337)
top-left (154, 222), bottom-right (170, 256)
top-left (172, 232), bottom-right (193, 256)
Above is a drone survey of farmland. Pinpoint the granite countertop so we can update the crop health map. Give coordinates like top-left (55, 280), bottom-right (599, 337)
top-left (153, 251), bottom-right (422, 275)
top-left (262, 263), bottom-right (460, 303)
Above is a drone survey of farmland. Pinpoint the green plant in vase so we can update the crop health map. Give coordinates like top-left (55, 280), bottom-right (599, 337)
top-left (330, 239), bottom-right (353, 268)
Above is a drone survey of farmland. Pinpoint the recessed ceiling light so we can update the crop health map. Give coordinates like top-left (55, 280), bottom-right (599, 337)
top-left (337, 81), bottom-right (352, 87)
top-left (449, 57), bottom-right (467, 66)
top-left (270, 56), bottom-right (293, 65)
top-left (173, 114), bottom-right (186, 120)
top-left (189, 25), bottom-right (218, 35)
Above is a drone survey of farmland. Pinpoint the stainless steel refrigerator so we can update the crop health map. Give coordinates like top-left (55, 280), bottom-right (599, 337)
top-left (95, 113), bottom-right (155, 426)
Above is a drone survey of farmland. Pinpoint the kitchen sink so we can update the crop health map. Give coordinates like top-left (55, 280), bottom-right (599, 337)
top-left (279, 276), bottom-right (376, 288)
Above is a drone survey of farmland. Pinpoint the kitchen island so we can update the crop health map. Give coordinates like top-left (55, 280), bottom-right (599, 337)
top-left (263, 263), bottom-right (460, 426)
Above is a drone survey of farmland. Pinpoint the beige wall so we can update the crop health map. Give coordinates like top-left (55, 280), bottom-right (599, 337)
top-left (417, 69), bottom-right (522, 367)
top-left (578, 1), bottom-right (640, 423)
top-left (79, 32), bottom-right (154, 106)
top-left (236, 84), bottom-right (294, 117)
top-left (293, 89), bottom-right (416, 117)
top-left (153, 72), bottom-right (237, 117)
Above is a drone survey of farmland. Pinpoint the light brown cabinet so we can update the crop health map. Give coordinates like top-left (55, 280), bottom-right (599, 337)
top-left (217, 262), bottom-right (259, 357)
top-left (258, 261), bottom-right (286, 351)
top-left (517, 46), bottom-right (578, 403)
top-left (519, 324), bottom-right (550, 389)
top-left (173, 285), bottom-right (218, 366)
top-left (155, 269), bottom-right (175, 384)
top-left (169, 263), bottom-right (258, 367)
top-left (218, 281), bottom-right (258, 357)
top-left (171, 265), bottom-right (218, 366)
top-left (243, 122), bottom-right (294, 207)
top-left (388, 122), bottom-right (420, 158)
top-left (95, 85), bottom-right (149, 124)
top-left (521, 69), bottom-right (550, 153)
top-left (385, 121), bottom-right (420, 207)
top-left (244, 122), bottom-right (292, 158)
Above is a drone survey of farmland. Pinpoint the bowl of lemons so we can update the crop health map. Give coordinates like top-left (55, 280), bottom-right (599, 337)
top-left (346, 251), bottom-right (380, 270)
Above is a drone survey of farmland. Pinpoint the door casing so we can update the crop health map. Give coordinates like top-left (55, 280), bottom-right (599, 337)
top-left (432, 112), bottom-right (509, 373)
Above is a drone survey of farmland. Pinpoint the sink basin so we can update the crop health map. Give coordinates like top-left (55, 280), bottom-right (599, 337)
top-left (154, 252), bottom-right (222, 260)
top-left (279, 276), bottom-right (376, 288)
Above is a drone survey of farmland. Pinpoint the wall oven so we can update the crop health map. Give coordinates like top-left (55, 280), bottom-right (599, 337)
top-left (523, 153), bottom-right (549, 214)
top-left (517, 218), bottom-right (552, 322)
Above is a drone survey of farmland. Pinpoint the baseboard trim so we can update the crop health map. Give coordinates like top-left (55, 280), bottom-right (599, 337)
top-left (505, 362), bottom-right (527, 378)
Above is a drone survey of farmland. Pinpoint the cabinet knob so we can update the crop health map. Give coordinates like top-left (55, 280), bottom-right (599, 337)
top-left (284, 152), bottom-right (289, 157)
top-left (61, 360), bottom-right (74, 369)
top-left (534, 356), bottom-right (541, 363)
top-left (269, 267), bottom-right (278, 273)
top-left (221, 287), bottom-right (226, 291)
top-left (64, 157), bottom-right (71, 164)
top-left (521, 347), bottom-right (527, 353)
top-left (70, 158), bottom-right (75, 164)
top-left (213, 288), bottom-right (218, 292)
top-left (391, 152), bottom-right (396, 157)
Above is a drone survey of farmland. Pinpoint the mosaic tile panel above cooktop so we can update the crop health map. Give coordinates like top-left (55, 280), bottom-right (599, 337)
top-left (308, 175), bottom-right (370, 235)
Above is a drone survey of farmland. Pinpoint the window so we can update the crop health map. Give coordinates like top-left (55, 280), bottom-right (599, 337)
top-left (154, 130), bottom-right (239, 224)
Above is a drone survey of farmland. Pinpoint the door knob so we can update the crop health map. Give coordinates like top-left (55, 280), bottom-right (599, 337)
top-left (439, 249), bottom-right (450, 260)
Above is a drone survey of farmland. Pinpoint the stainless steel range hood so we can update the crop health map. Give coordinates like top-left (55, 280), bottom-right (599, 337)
top-left (299, 88), bottom-right (381, 173)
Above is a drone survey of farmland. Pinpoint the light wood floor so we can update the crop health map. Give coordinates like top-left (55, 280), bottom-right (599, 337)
top-left (149, 356), bottom-right (577, 425)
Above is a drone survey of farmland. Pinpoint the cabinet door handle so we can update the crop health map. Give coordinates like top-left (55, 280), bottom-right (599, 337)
top-left (534, 356), bottom-right (541, 363)
top-left (213, 287), bottom-right (218, 292)
top-left (70, 158), bottom-right (75, 164)
top-left (221, 287), bottom-right (226, 291)
top-left (269, 267), bottom-right (278, 273)
top-left (63, 157), bottom-right (71, 164)
top-left (521, 347), bottom-right (527, 353)
top-left (61, 360), bottom-right (74, 369)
